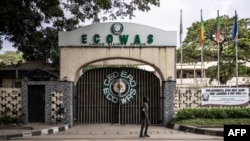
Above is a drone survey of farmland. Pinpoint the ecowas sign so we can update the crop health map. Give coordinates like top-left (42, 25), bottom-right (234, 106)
top-left (58, 22), bottom-right (177, 47)
top-left (102, 70), bottom-right (137, 104)
top-left (81, 22), bottom-right (153, 46)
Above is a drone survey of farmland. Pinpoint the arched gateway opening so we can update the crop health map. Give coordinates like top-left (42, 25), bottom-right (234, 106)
top-left (76, 67), bottom-right (161, 124)
top-left (59, 22), bottom-right (177, 125)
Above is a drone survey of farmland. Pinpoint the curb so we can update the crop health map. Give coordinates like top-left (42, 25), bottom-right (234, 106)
top-left (0, 123), bottom-right (223, 139)
top-left (0, 124), bottom-right (71, 140)
top-left (166, 123), bottom-right (224, 137)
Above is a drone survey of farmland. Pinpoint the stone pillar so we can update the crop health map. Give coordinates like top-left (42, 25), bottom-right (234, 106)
top-left (162, 80), bottom-right (176, 126)
top-left (59, 81), bottom-right (74, 126)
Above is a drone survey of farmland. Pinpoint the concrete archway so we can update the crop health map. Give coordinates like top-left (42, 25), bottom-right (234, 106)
top-left (60, 47), bottom-right (176, 83)
top-left (59, 22), bottom-right (177, 125)
top-left (73, 57), bottom-right (165, 83)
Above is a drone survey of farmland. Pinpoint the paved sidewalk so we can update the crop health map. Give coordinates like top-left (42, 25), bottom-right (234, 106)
top-left (0, 123), bottom-right (224, 140)
top-left (0, 123), bottom-right (68, 139)
top-left (47, 124), bottom-right (223, 140)
top-left (0, 123), bottom-right (63, 135)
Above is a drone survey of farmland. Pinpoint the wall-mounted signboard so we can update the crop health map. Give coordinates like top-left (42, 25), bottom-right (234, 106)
top-left (201, 88), bottom-right (249, 106)
top-left (59, 22), bottom-right (176, 47)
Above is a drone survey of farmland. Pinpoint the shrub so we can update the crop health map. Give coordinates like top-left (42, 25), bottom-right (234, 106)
top-left (0, 115), bottom-right (25, 125)
top-left (175, 107), bottom-right (250, 120)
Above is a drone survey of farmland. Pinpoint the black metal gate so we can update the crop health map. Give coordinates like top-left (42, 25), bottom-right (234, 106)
top-left (75, 67), bottom-right (161, 124)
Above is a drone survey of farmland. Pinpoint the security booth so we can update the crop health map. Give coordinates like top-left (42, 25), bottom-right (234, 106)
top-left (58, 22), bottom-right (177, 125)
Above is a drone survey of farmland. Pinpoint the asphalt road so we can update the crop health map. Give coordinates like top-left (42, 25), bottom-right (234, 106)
top-left (6, 124), bottom-right (223, 141)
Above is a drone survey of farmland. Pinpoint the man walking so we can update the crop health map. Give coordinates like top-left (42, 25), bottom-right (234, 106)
top-left (139, 96), bottom-right (150, 138)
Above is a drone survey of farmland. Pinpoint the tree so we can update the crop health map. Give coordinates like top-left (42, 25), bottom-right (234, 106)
top-left (0, 38), bottom-right (2, 50)
top-left (177, 15), bottom-right (250, 84)
top-left (0, 0), bottom-right (160, 64)
top-left (0, 51), bottom-right (24, 66)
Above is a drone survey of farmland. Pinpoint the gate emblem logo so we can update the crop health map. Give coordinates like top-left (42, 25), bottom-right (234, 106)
top-left (111, 23), bottom-right (123, 35)
top-left (103, 71), bottom-right (137, 104)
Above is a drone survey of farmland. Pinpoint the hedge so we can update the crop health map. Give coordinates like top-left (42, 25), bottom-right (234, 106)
top-left (175, 108), bottom-right (250, 120)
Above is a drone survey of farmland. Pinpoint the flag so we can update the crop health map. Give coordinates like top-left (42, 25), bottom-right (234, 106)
top-left (231, 11), bottom-right (238, 43)
top-left (180, 9), bottom-right (183, 45)
top-left (199, 10), bottom-right (205, 45)
top-left (216, 10), bottom-right (220, 44)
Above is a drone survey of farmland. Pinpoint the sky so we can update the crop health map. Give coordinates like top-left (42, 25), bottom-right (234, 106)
top-left (1, 0), bottom-right (250, 54)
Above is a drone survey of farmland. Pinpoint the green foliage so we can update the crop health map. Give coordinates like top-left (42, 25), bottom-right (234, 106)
top-left (0, 0), bottom-right (160, 64)
top-left (82, 65), bottom-right (137, 72)
top-left (175, 108), bottom-right (250, 120)
top-left (0, 38), bottom-right (2, 50)
top-left (170, 118), bottom-right (250, 126)
top-left (207, 63), bottom-right (250, 84)
top-left (0, 107), bottom-right (24, 125)
top-left (0, 115), bottom-right (25, 125)
top-left (0, 116), bottom-right (12, 125)
top-left (177, 16), bottom-right (250, 84)
top-left (0, 51), bottom-right (24, 66)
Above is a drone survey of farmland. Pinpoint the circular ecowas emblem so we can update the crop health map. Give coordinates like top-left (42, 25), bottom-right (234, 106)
top-left (103, 71), bottom-right (137, 104)
top-left (111, 23), bottom-right (123, 35)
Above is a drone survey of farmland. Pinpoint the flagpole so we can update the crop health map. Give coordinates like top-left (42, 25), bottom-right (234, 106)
top-left (201, 43), bottom-right (203, 85)
top-left (216, 10), bottom-right (220, 85)
top-left (180, 9), bottom-right (183, 84)
top-left (236, 42), bottom-right (238, 87)
top-left (217, 42), bottom-right (220, 85)
top-left (235, 11), bottom-right (238, 87)
top-left (200, 9), bottom-right (204, 85)
top-left (232, 10), bottom-right (238, 87)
